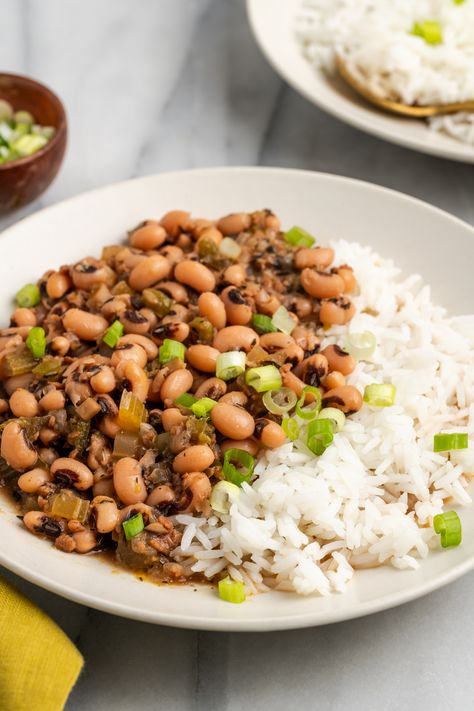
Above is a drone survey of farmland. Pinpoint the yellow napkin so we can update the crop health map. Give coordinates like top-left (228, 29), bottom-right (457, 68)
top-left (0, 574), bottom-right (83, 711)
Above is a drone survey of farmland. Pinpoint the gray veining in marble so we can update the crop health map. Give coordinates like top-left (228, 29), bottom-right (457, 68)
top-left (1, 1), bottom-right (474, 709)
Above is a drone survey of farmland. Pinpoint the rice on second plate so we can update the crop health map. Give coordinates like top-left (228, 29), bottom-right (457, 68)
top-left (295, 0), bottom-right (474, 146)
top-left (174, 240), bottom-right (474, 595)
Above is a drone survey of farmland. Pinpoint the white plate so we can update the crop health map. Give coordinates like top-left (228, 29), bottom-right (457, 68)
top-left (1, 167), bottom-right (474, 631)
top-left (247, 0), bottom-right (474, 164)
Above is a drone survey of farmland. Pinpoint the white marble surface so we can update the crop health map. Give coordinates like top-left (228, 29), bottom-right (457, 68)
top-left (2, 1), bottom-right (474, 709)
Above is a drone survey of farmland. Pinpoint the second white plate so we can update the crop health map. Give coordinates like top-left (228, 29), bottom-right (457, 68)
top-left (247, 0), bottom-right (474, 164)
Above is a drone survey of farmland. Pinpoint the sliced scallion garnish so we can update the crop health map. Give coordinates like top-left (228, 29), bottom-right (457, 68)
top-left (271, 305), bottom-right (296, 336)
top-left (295, 385), bottom-right (322, 420)
top-left (345, 331), bottom-right (376, 360)
top-left (262, 387), bottom-right (297, 415)
top-left (218, 576), bottom-right (246, 604)
top-left (363, 383), bottom-right (396, 407)
top-left (433, 511), bottom-right (462, 548)
top-left (433, 433), bottom-right (468, 452)
top-left (216, 351), bottom-right (246, 381)
top-left (307, 418), bottom-right (334, 456)
top-left (283, 226), bottom-right (315, 248)
top-left (102, 320), bottom-right (124, 349)
top-left (15, 283), bottom-right (41, 308)
top-left (219, 237), bottom-right (241, 260)
top-left (252, 313), bottom-right (277, 334)
top-left (174, 392), bottom-right (197, 409)
top-left (245, 365), bottom-right (282, 393)
top-left (26, 326), bottom-right (46, 359)
top-left (191, 397), bottom-right (217, 417)
top-left (282, 417), bottom-right (300, 441)
top-left (222, 448), bottom-right (255, 487)
top-left (122, 513), bottom-right (145, 541)
top-left (159, 338), bottom-right (185, 365)
top-left (210, 480), bottom-right (241, 514)
top-left (411, 20), bottom-right (442, 45)
top-left (318, 407), bottom-right (345, 432)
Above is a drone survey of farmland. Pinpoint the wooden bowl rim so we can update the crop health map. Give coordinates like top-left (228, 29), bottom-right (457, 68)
top-left (0, 72), bottom-right (67, 172)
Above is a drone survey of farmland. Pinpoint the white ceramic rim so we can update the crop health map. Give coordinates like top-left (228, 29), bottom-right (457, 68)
top-left (1, 166), bottom-right (474, 631)
top-left (246, 0), bottom-right (474, 164)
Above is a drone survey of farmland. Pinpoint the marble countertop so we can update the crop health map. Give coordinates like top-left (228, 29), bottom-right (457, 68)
top-left (2, 1), bottom-right (474, 709)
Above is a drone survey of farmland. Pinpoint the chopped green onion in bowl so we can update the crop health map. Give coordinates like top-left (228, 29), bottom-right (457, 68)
top-left (363, 383), bottom-right (396, 407)
top-left (271, 305), bottom-right (296, 335)
top-left (216, 351), bottom-right (246, 381)
top-left (245, 365), bottom-right (282, 393)
top-left (159, 338), bottom-right (185, 364)
top-left (26, 326), bottom-right (46, 359)
top-left (223, 448), bottom-right (255, 486)
top-left (307, 418), bottom-right (334, 456)
top-left (345, 331), bottom-right (376, 360)
top-left (283, 226), bottom-right (315, 248)
top-left (318, 407), bottom-right (345, 432)
top-left (252, 313), bottom-right (277, 334)
top-left (282, 417), bottom-right (300, 441)
top-left (295, 385), bottom-right (322, 420)
top-left (219, 237), bottom-right (241, 260)
top-left (210, 480), bottom-right (241, 514)
top-left (218, 576), bottom-right (246, 604)
top-left (174, 392), bottom-right (197, 409)
top-left (15, 283), bottom-right (40, 308)
top-left (411, 20), bottom-right (443, 45)
top-left (191, 397), bottom-right (217, 417)
top-left (122, 513), bottom-right (144, 541)
top-left (433, 511), bottom-right (461, 548)
top-left (102, 320), bottom-right (124, 349)
top-left (262, 387), bottom-right (297, 415)
top-left (433, 433), bottom-right (468, 452)
top-left (0, 100), bottom-right (55, 165)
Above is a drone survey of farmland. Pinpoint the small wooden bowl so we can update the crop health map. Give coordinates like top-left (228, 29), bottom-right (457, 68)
top-left (0, 73), bottom-right (67, 214)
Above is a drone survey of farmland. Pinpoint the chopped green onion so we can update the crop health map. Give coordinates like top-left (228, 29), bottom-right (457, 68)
top-left (11, 134), bottom-right (47, 156)
top-left (363, 384), bottom-right (396, 407)
top-left (122, 513), bottom-right (144, 541)
top-left (102, 320), bottom-right (124, 348)
top-left (191, 397), bottom-right (217, 417)
top-left (295, 385), bottom-right (322, 420)
top-left (26, 327), bottom-right (46, 359)
top-left (15, 283), bottom-right (40, 308)
top-left (245, 365), bottom-right (282, 393)
top-left (282, 418), bottom-right (300, 441)
top-left (219, 237), bottom-right (241, 260)
top-left (453, 0), bottom-right (465, 4)
top-left (210, 480), bottom-right (240, 514)
top-left (262, 387), bottom-right (297, 415)
top-left (216, 351), bottom-right (246, 381)
top-left (433, 433), bottom-right (468, 453)
top-left (159, 338), bottom-right (185, 365)
top-left (174, 392), bottom-right (197, 409)
top-left (13, 110), bottom-right (34, 125)
top-left (271, 305), bottom-right (296, 336)
top-left (434, 511), bottom-right (462, 548)
top-left (223, 448), bottom-right (255, 487)
top-left (318, 407), bottom-right (345, 432)
top-left (411, 20), bottom-right (442, 45)
top-left (218, 576), bottom-right (246, 604)
top-left (252, 313), bottom-right (277, 334)
top-left (345, 331), bottom-right (376, 360)
top-left (307, 418), bottom-right (334, 456)
top-left (283, 226), bottom-right (315, 248)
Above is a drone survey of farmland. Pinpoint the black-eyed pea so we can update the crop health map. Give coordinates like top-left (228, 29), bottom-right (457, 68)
top-left (219, 391), bottom-right (248, 407)
top-left (90, 496), bottom-right (119, 533)
top-left (182, 471), bottom-right (212, 515)
top-left (0, 399), bottom-right (8, 414)
top-left (156, 281), bottom-right (188, 303)
top-left (4, 373), bottom-right (35, 396)
top-left (186, 345), bottom-right (219, 373)
top-left (254, 419), bottom-right (286, 449)
top-left (160, 210), bottom-right (191, 238)
top-left (90, 365), bottom-right (116, 394)
top-left (92, 478), bottom-right (115, 498)
top-left (11, 307), bottom-right (37, 327)
top-left (128, 255), bottom-right (171, 291)
top-left (254, 290), bottom-right (280, 316)
top-left (160, 369), bottom-right (193, 404)
top-left (211, 402), bottom-right (255, 439)
top-left (162, 303), bottom-right (188, 323)
top-left (147, 484), bottom-right (176, 507)
top-left (217, 213), bottom-right (251, 235)
top-left (334, 265), bottom-right (357, 293)
top-left (129, 223), bottom-right (167, 251)
top-left (121, 309), bottom-right (152, 336)
top-left (73, 529), bottom-right (98, 553)
top-left (50, 457), bottom-right (94, 490)
top-left (260, 332), bottom-right (294, 351)
top-left (46, 271), bottom-right (73, 299)
top-left (294, 247), bottom-right (335, 270)
top-left (117, 334), bottom-right (158, 361)
top-left (319, 298), bottom-right (356, 327)
top-left (300, 269), bottom-right (345, 299)
top-left (197, 227), bottom-right (223, 246)
top-left (280, 364), bottom-right (306, 398)
top-left (99, 415), bottom-right (121, 438)
top-left (63, 309), bottom-right (108, 341)
top-left (23, 511), bottom-right (65, 538)
top-left (321, 344), bottom-right (356, 376)
top-left (152, 321), bottom-right (190, 343)
top-left (9, 388), bottom-right (39, 417)
top-left (321, 371), bottom-right (346, 390)
top-left (39, 427), bottom-right (58, 446)
top-left (113, 457), bottom-right (147, 505)
top-left (159, 245), bottom-right (184, 266)
top-left (194, 377), bottom-right (227, 400)
top-left (18, 467), bottom-right (52, 494)
top-left (51, 336), bottom-right (70, 356)
top-left (213, 325), bottom-right (259, 353)
top-left (174, 260), bottom-right (216, 293)
top-left (220, 286), bottom-right (252, 326)
top-left (1, 421), bottom-right (37, 471)
top-left (140, 308), bottom-right (158, 331)
top-left (220, 438), bottom-right (258, 456)
top-left (72, 261), bottom-right (116, 290)
top-left (111, 343), bottom-right (148, 368)
top-left (161, 408), bottom-right (186, 432)
top-left (117, 361), bottom-right (149, 402)
top-left (322, 385), bottom-right (363, 414)
top-left (299, 353), bottom-right (329, 387)
top-left (198, 292), bottom-right (226, 330)
top-left (223, 264), bottom-right (246, 287)
top-left (172, 445), bottom-right (215, 474)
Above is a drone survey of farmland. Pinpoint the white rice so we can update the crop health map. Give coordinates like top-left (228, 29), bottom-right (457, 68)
top-left (295, 0), bottom-right (474, 146)
top-left (172, 240), bottom-right (474, 596)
